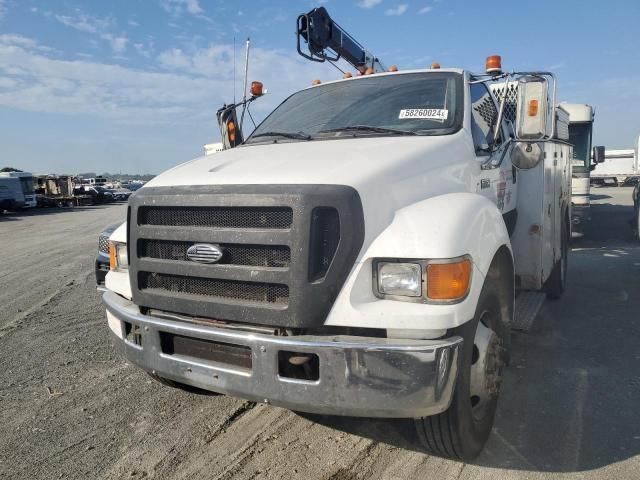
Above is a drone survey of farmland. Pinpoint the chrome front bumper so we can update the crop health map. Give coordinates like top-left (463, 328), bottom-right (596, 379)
top-left (103, 291), bottom-right (462, 418)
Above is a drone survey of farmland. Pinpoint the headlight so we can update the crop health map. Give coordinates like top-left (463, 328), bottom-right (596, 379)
top-left (109, 242), bottom-right (128, 271)
top-left (374, 256), bottom-right (472, 303)
top-left (376, 262), bottom-right (422, 297)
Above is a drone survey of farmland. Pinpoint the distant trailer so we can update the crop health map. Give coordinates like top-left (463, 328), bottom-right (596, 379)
top-left (591, 136), bottom-right (639, 185)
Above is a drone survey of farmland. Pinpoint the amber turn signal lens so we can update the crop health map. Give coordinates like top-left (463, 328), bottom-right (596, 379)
top-left (227, 120), bottom-right (236, 142)
top-left (109, 242), bottom-right (117, 270)
top-left (427, 259), bottom-right (472, 300)
top-left (528, 99), bottom-right (539, 117)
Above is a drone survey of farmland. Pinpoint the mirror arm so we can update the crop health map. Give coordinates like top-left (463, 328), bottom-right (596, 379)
top-left (481, 138), bottom-right (513, 170)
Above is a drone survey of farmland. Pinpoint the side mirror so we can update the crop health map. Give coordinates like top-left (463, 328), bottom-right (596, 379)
top-left (593, 145), bottom-right (605, 164)
top-left (515, 76), bottom-right (549, 141)
top-left (512, 141), bottom-right (544, 170)
top-left (216, 104), bottom-right (244, 150)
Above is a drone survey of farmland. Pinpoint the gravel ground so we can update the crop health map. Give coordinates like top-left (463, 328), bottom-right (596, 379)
top-left (1, 188), bottom-right (639, 479)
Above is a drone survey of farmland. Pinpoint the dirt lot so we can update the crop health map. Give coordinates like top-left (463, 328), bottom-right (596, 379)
top-left (1, 189), bottom-right (639, 479)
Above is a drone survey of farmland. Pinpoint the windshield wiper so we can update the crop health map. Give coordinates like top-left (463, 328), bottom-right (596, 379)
top-left (318, 125), bottom-right (418, 136)
top-left (250, 131), bottom-right (312, 141)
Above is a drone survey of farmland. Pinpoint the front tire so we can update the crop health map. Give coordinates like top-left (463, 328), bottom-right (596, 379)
top-left (415, 278), bottom-right (509, 461)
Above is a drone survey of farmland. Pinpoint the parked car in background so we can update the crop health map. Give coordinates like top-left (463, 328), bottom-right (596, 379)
top-left (106, 188), bottom-right (132, 201)
top-left (78, 185), bottom-right (114, 204)
top-left (96, 223), bottom-right (121, 286)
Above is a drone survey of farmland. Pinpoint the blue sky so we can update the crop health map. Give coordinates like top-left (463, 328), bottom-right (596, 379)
top-left (0, 0), bottom-right (638, 174)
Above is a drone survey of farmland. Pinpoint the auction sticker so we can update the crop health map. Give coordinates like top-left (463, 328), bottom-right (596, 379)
top-left (398, 108), bottom-right (448, 120)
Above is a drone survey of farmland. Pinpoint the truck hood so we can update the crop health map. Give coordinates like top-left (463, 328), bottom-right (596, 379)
top-left (145, 131), bottom-right (475, 245)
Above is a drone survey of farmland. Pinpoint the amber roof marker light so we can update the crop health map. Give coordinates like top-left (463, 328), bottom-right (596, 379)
top-left (485, 55), bottom-right (502, 75)
top-left (431, 62), bottom-right (441, 69)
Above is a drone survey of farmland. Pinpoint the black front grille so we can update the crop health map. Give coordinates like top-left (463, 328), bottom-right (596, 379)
top-left (160, 333), bottom-right (252, 370)
top-left (98, 234), bottom-right (110, 254)
top-left (138, 239), bottom-right (290, 268)
top-left (138, 206), bottom-right (293, 229)
top-left (139, 272), bottom-right (289, 306)
top-left (129, 185), bottom-right (364, 328)
top-left (308, 207), bottom-right (340, 281)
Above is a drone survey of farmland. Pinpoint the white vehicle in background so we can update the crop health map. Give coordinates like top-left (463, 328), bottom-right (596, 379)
top-left (557, 103), bottom-right (604, 235)
top-left (592, 136), bottom-right (639, 186)
top-left (0, 171), bottom-right (36, 208)
top-left (101, 7), bottom-right (574, 461)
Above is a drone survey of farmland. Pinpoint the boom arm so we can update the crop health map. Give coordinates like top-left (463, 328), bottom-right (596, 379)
top-left (296, 7), bottom-right (386, 73)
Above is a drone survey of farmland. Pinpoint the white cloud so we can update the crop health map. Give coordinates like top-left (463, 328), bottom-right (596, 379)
top-left (418, 6), bottom-right (433, 14)
top-left (54, 13), bottom-right (111, 34)
top-left (357, 0), bottom-right (383, 8)
top-left (162, 0), bottom-right (204, 16)
top-left (0, 35), bottom-right (328, 125)
top-left (54, 12), bottom-right (128, 53)
top-left (128, 20), bottom-right (140, 27)
top-left (0, 34), bottom-right (52, 52)
top-left (385, 4), bottom-right (408, 15)
top-left (0, 0), bottom-right (6, 20)
top-left (134, 42), bottom-right (154, 58)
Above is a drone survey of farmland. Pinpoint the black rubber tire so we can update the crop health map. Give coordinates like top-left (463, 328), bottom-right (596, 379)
top-left (146, 372), bottom-right (219, 396)
top-left (415, 278), bottom-right (509, 462)
top-left (545, 219), bottom-right (568, 300)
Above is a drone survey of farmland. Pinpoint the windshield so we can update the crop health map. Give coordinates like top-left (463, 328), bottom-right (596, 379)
top-left (19, 176), bottom-right (34, 194)
top-left (568, 122), bottom-right (593, 173)
top-left (246, 72), bottom-right (462, 144)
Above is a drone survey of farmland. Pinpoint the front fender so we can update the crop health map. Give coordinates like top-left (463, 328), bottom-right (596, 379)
top-left (324, 193), bottom-right (512, 331)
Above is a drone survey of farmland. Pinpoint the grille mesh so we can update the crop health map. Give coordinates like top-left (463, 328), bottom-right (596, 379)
top-left (138, 206), bottom-right (293, 229)
top-left (139, 272), bottom-right (289, 305)
top-left (98, 234), bottom-right (110, 254)
top-left (491, 82), bottom-right (518, 123)
top-left (138, 240), bottom-right (290, 268)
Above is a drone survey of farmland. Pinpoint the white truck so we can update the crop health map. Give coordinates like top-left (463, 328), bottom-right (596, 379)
top-left (556, 103), bottom-right (604, 234)
top-left (102, 8), bottom-right (572, 461)
top-left (592, 137), bottom-right (639, 185)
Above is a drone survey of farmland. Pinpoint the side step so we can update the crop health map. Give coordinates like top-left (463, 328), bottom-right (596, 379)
top-left (513, 292), bottom-right (546, 331)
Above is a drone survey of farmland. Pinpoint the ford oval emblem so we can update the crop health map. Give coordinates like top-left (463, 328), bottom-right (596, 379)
top-left (186, 243), bottom-right (224, 264)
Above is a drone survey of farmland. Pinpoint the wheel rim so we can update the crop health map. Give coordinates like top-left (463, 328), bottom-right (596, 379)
top-left (469, 314), bottom-right (504, 423)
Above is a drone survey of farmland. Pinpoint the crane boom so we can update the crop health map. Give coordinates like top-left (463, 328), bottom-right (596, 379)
top-left (296, 7), bottom-right (386, 73)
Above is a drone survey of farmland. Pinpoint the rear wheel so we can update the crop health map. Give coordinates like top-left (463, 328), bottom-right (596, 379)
top-left (415, 278), bottom-right (509, 461)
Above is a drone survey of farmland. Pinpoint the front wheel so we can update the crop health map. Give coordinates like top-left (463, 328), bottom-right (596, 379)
top-left (415, 278), bottom-right (509, 461)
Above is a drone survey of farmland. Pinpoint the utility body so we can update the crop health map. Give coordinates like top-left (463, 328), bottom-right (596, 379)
top-left (102, 8), bottom-right (573, 460)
